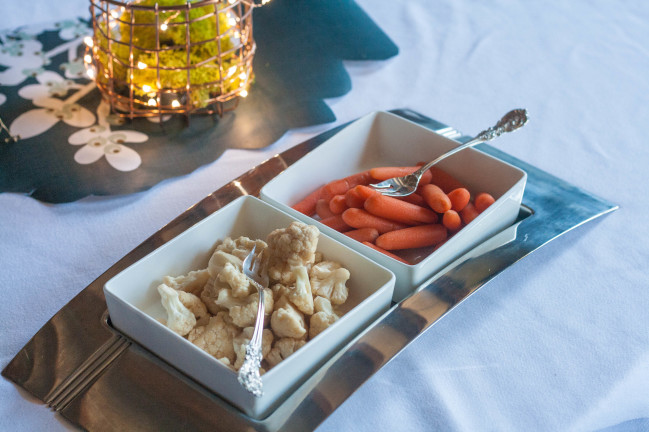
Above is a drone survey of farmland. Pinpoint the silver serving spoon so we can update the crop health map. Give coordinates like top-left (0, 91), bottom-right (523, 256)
top-left (369, 109), bottom-right (529, 196)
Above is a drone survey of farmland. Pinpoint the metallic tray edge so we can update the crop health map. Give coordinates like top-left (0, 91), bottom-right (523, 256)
top-left (2, 109), bottom-right (617, 431)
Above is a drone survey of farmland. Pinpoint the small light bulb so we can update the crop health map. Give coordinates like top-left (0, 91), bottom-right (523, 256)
top-left (227, 65), bottom-right (237, 77)
top-left (171, 100), bottom-right (180, 108)
top-left (160, 23), bottom-right (168, 31)
top-left (87, 68), bottom-right (96, 79)
top-left (228, 17), bottom-right (237, 27)
top-left (110, 9), bottom-right (119, 18)
top-left (142, 84), bottom-right (151, 92)
top-left (83, 36), bottom-right (94, 47)
top-left (148, 98), bottom-right (157, 106)
top-left (137, 61), bottom-right (147, 69)
top-left (84, 54), bottom-right (92, 63)
top-left (240, 89), bottom-right (248, 98)
top-left (239, 72), bottom-right (247, 81)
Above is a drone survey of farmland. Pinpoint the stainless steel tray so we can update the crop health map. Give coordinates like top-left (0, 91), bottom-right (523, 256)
top-left (2, 109), bottom-right (617, 431)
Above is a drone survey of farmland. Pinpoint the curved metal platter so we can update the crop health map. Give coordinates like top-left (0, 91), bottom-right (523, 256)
top-left (2, 109), bottom-right (617, 431)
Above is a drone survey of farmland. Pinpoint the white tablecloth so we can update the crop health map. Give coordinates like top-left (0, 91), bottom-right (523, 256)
top-left (2, 1), bottom-right (648, 431)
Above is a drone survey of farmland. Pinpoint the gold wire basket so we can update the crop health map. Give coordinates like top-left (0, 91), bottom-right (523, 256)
top-left (86, 0), bottom-right (263, 118)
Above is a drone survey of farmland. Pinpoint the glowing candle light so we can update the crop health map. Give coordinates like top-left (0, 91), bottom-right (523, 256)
top-left (88, 0), bottom-right (262, 117)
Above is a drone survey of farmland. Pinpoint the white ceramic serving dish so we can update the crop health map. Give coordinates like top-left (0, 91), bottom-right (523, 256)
top-left (260, 111), bottom-right (527, 302)
top-left (104, 195), bottom-right (395, 419)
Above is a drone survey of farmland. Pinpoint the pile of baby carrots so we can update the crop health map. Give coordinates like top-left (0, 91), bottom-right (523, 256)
top-left (291, 165), bottom-right (496, 264)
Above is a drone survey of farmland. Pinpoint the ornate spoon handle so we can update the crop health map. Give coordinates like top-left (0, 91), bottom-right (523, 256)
top-left (414, 109), bottom-right (529, 177)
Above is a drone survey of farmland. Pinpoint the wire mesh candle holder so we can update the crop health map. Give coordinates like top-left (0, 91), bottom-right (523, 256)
top-left (86, 0), bottom-right (266, 119)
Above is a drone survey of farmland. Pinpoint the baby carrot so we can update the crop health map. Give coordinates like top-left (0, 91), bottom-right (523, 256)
top-left (362, 241), bottom-right (410, 264)
top-left (475, 192), bottom-right (495, 213)
top-left (398, 192), bottom-right (426, 207)
top-left (370, 166), bottom-right (432, 185)
top-left (345, 187), bottom-right (366, 208)
top-left (421, 184), bottom-right (452, 213)
top-left (364, 194), bottom-right (438, 225)
top-left (320, 214), bottom-right (352, 232)
top-left (342, 170), bottom-right (373, 187)
top-left (321, 179), bottom-right (349, 202)
top-left (329, 195), bottom-right (348, 214)
top-left (442, 210), bottom-right (462, 231)
top-left (316, 199), bottom-right (335, 219)
top-left (291, 185), bottom-right (323, 216)
top-left (447, 188), bottom-right (470, 212)
top-left (320, 170), bottom-right (373, 201)
top-left (433, 238), bottom-right (448, 252)
top-left (375, 224), bottom-right (448, 250)
top-left (342, 208), bottom-right (408, 234)
top-left (353, 185), bottom-right (380, 200)
top-left (460, 202), bottom-right (480, 225)
top-left (428, 167), bottom-right (465, 193)
top-left (344, 227), bottom-right (380, 243)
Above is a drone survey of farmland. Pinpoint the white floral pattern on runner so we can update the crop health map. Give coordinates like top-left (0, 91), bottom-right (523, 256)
top-left (10, 79), bottom-right (96, 139)
top-left (18, 70), bottom-right (82, 99)
top-left (0, 39), bottom-right (48, 86)
top-left (68, 101), bottom-right (146, 171)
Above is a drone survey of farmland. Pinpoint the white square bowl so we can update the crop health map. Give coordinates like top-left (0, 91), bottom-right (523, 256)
top-left (104, 195), bottom-right (395, 419)
top-left (260, 111), bottom-right (527, 302)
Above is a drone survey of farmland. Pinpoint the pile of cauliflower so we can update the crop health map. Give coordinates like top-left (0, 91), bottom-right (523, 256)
top-left (156, 221), bottom-right (351, 374)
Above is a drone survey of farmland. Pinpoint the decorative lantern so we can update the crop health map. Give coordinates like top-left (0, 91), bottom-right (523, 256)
top-left (86, 0), bottom-right (264, 119)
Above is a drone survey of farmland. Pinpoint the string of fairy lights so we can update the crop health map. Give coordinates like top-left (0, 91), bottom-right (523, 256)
top-left (0, 0), bottom-right (271, 141)
top-left (82, 0), bottom-right (269, 118)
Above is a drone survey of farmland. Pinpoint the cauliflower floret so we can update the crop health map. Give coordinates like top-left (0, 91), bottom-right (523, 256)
top-left (215, 236), bottom-right (267, 262)
top-left (309, 261), bottom-right (350, 305)
top-left (270, 296), bottom-right (307, 339)
top-left (271, 283), bottom-right (290, 301)
top-left (266, 337), bottom-right (307, 368)
top-left (158, 283), bottom-right (197, 336)
top-left (217, 357), bottom-right (233, 369)
top-left (200, 276), bottom-right (229, 315)
top-left (218, 261), bottom-right (254, 298)
top-left (215, 288), bottom-right (274, 328)
top-left (177, 291), bottom-right (210, 326)
top-left (207, 249), bottom-right (243, 278)
top-left (266, 222), bottom-right (319, 284)
top-left (309, 296), bottom-right (339, 339)
top-left (162, 269), bottom-right (210, 295)
top-left (187, 311), bottom-right (239, 363)
top-left (287, 265), bottom-right (314, 315)
top-left (232, 327), bottom-right (274, 370)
